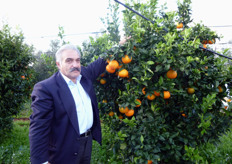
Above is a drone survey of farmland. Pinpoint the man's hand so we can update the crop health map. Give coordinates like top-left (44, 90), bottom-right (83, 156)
top-left (119, 36), bottom-right (131, 45)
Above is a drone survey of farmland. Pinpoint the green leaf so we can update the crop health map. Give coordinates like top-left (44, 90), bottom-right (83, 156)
top-left (155, 65), bottom-right (162, 72)
top-left (147, 61), bottom-right (154, 65)
top-left (120, 143), bottom-right (127, 150)
top-left (140, 135), bottom-right (144, 144)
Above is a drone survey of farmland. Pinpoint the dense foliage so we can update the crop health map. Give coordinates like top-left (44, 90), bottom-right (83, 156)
top-left (0, 25), bottom-right (34, 140)
top-left (82, 0), bottom-right (232, 163)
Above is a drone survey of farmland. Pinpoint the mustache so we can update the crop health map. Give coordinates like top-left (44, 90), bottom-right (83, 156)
top-left (69, 67), bottom-right (81, 72)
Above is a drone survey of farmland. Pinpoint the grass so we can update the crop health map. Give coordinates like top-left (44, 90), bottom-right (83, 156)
top-left (0, 120), bottom-right (30, 164)
top-left (14, 101), bottom-right (32, 119)
top-left (197, 126), bottom-right (232, 163)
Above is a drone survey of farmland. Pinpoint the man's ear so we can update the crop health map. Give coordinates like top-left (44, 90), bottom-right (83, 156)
top-left (56, 62), bottom-right (61, 69)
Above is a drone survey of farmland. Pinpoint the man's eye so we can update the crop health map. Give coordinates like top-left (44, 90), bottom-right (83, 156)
top-left (66, 59), bottom-right (72, 63)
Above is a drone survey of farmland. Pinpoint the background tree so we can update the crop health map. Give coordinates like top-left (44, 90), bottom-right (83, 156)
top-left (0, 24), bottom-right (35, 140)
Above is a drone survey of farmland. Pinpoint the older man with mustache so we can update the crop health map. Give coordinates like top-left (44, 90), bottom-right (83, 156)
top-left (29, 40), bottom-right (128, 164)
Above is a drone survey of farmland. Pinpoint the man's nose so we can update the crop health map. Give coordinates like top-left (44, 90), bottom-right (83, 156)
top-left (73, 61), bottom-right (79, 67)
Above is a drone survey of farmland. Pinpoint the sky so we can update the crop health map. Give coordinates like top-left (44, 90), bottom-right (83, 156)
top-left (1, 0), bottom-right (232, 52)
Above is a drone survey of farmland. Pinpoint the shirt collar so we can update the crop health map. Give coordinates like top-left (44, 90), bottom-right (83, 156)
top-left (60, 71), bottom-right (82, 85)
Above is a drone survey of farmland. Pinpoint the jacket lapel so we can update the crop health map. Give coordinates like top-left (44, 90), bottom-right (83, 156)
top-left (55, 72), bottom-right (80, 136)
top-left (80, 75), bottom-right (91, 96)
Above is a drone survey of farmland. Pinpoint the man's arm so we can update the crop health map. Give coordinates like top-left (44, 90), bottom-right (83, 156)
top-left (29, 82), bottom-right (54, 164)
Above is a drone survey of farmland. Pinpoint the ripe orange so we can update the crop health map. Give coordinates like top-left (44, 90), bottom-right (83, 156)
top-left (163, 91), bottom-right (171, 99)
top-left (118, 115), bottom-right (123, 119)
top-left (108, 60), bottom-right (119, 70)
top-left (166, 69), bottom-right (177, 79)
top-left (202, 40), bottom-right (207, 44)
top-left (109, 111), bottom-right (114, 116)
top-left (147, 160), bottom-right (153, 164)
top-left (176, 23), bottom-right (183, 28)
top-left (106, 64), bottom-right (116, 73)
top-left (122, 55), bottom-right (132, 64)
top-left (125, 109), bottom-right (134, 117)
top-left (218, 86), bottom-right (223, 93)
top-left (118, 69), bottom-right (129, 78)
top-left (21, 75), bottom-right (25, 79)
top-left (187, 88), bottom-right (195, 94)
top-left (100, 73), bottom-right (105, 77)
top-left (100, 79), bottom-right (106, 85)
top-left (135, 99), bottom-right (141, 107)
top-left (203, 44), bottom-right (207, 49)
top-left (102, 99), bottom-right (107, 103)
top-left (147, 94), bottom-right (156, 100)
top-left (227, 99), bottom-right (231, 102)
top-left (142, 87), bottom-right (146, 95)
top-left (119, 107), bottom-right (129, 114)
top-left (154, 91), bottom-right (160, 97)
top-left (208, 40), bottom-right (213, 44)
top-left (182, 113), bottom-right (187, 117)
top-left (224, 106), bottom-right (228, 110)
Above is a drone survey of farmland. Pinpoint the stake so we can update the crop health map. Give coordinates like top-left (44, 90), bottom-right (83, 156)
top-left (114, 0), bottom-right (232, 60)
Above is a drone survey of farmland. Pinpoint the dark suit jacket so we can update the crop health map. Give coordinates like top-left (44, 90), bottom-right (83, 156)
top-left (29, 58), bottom-right (107, 164)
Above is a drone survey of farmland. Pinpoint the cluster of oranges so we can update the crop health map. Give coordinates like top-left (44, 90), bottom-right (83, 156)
top-left (101, 54), bottom-right (134, 118)
top-left (100, 54), bottom-right (132, 85)
top-left (202, 39), bottom-right (215, 49)
top-left (141, 69), bottom-right (177, 101)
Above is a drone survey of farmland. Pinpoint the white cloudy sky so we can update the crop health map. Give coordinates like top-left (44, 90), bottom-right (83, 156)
top-left (1, 0), bottom-right (232, 52)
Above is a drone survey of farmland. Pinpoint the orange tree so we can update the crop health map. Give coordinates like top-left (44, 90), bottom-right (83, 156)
top-left (0, 24), bottom-right (34, 140)
top-left (83, 0), bottom-right (232, 163)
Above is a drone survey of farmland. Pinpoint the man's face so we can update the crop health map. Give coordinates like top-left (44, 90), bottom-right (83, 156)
top-left (56, 49), bottom-right (81, 83)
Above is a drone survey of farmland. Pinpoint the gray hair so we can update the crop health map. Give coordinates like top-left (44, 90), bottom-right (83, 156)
top-left (55, 44), bottom-right (81, 63)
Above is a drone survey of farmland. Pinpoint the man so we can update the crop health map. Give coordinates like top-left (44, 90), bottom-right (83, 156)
top-left (29, 44), bottom-right (108, 164)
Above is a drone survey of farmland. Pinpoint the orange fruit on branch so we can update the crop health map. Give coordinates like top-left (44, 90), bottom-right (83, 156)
top-left (118, 69), bottom-right (129, 78)
top-left (122, 55), bottom-right (132, 64)
top-left (118, 115), bottom-right (123, 119)
top-left (102, 99), bottom-right (107, 103)
top-left (100, 79), bottom-right (106, 85)
top-left (187, 88), bottom-right (195, 94)
top-left (109, 111), bottom-right (114, 116)
top-left (135, 99), bottom-right (141, 107)
top-left (218, 86), bottom-right (223, 93)
top-left (147, 160), bottom-right (153, 164)
top-left (154, 91), bottom-right (160, 97)
top-left (166, 69), bottom-right (177, 79)
top-left (108, 60), bottom-right (119, 70)
top-left (163, 91), bottom-right (171, 99)
top-left (119, 106), bottom-right (129, 113)
top-left (208, 40), bottom-right (212, 44)
top-left (142, 87), bottom-right (146, 95)
top-left (100, 73), bottom-right (105, 77)
top-left (125, 109), bottom-right (134, 117)
top-left (176, 23), bottom-right (183, 28)
top-left (106, 64), bottom-right (116, 73)
top-left (147, 94), bottom-right (156, 100)
top-left (203, 44), bottom-right (207, 49)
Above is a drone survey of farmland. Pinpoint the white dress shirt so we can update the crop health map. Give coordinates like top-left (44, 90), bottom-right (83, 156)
top-left (60, 72), bottom-right (93, 135)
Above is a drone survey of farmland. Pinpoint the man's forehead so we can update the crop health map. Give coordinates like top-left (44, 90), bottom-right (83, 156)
top-left (62, 50), bottom-right (81, 59)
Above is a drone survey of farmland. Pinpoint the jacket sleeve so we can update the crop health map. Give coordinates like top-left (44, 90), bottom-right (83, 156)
top-left (85, 57), bottom-right (107, 82)
top-left (29, 82), bottom-right (54, 164)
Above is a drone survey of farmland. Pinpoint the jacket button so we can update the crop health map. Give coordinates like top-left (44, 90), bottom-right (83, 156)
top-left (74, 152), bottom-right (78, 156)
